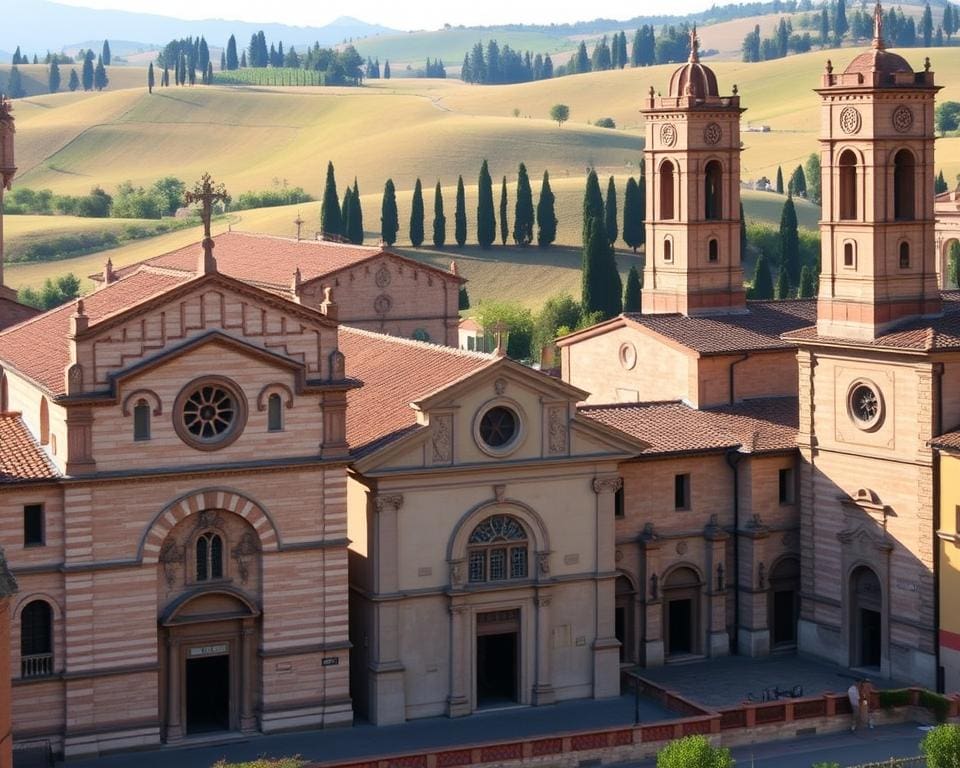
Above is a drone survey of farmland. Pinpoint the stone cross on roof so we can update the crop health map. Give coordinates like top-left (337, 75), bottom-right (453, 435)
top-left (872, 2), bottom-right (886, 49)
top-left (185, 173), bottom-right (229, 274)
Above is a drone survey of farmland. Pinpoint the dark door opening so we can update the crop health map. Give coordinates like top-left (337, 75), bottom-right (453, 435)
top-left (476, 632), bottom-right (517, 706)
top-left (772, 590), bottom-right (797, 646)
top-left (615, 607), bottom-right (626, 662)
top-left (186, 655), bottom-right (230, 734)
top-left (860, 609), bottom-right (882, 668)
top-left (668, 599), bottom-right (693, 655)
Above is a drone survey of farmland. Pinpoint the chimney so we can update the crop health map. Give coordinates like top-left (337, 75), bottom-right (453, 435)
top-left (70, 299), bottom-right (88, 337)
top-left (291, 266), bottom-right (302, 302)
top-left (449, 259), bottom-right (459, 276)
top-left (101, 258), bottom-right (116, 288)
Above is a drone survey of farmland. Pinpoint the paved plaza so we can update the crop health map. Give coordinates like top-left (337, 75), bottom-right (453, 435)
top-left (636, 653), bottom-right (908, 709)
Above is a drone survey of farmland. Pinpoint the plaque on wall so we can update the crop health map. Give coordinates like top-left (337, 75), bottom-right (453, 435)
top-left (703, 122), bottom-right (722, 145)
top-left (660, 123), bottom-right (678, 147)
top-left (892, 105), bottom-right (914, 133)
top-left (839, 106), bottom-right (862, 135)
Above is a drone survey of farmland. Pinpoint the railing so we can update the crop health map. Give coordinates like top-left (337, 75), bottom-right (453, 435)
top-left (20, 653), bottom-right (53, 678)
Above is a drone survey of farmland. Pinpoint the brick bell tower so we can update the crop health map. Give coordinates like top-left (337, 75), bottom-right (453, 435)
top-left (816, 3), bottom-right (941, 340)
top-left (641, 27), bottom-right (746, 316)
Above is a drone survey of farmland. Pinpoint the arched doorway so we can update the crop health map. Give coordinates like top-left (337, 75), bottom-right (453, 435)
top-left (615, 574), bottom-right (636, 663)
top-left (663, 566), bottom-right (701, 658)
top-left (160, 589), bottom-right (260, 740)
top-left (768, 557), bottom-right (800, 649)
top-left (850, 565), bottom-right (882, 669)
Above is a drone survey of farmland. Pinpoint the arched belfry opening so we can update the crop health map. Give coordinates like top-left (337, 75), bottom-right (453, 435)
top-left (893, 149), bottom-right (916, 221)
top-left (659, 161), bottom-right (676, 220)
top-left (704, 160), bottom-right (723, 220)
top-left (839, 150), bottom-right (858, 221)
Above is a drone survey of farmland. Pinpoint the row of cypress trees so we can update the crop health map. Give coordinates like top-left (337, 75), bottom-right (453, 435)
top-left (316, 161), bottom-right (562, 249)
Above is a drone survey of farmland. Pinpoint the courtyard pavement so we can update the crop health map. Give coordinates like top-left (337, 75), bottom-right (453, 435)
top-left (56, 693), bottom-right (673, 768)
top-left (636, 653), bottom-right (909, 709)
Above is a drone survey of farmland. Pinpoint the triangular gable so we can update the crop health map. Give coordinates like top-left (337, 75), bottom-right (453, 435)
top-left (556, 314), bottom-right (701, 358)
top-left (300, 248), bottom-right (466, 289)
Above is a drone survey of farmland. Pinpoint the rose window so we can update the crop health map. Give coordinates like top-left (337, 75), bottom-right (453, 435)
top-left (848, 381), bottom-right (883, 431)
top-left (183, 385), bottom-right (236, 440)
top-left (479, 406), bottom-right (518, 448)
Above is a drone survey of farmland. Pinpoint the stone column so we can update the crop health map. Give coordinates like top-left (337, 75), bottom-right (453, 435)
top-left (166, 636), bottom-right (182, 741)
top-left (447, 601), bottom-right (471, 717)
top-left (640, 526), bottom-right (664, 666)
top-left (738, 518), bottom-right (771, 657)
top-left (704, 518), bottom-right (730, 658)
top-left (592, 477), bottom-right (622, 697)
top-left (532, 591), bottom-right (555, 705)
top-left (240, 621), bottom-right (256, 732)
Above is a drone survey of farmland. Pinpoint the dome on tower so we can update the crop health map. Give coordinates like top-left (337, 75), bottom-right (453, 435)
top-left (842, 2), bottom-right (913, 80)
top-left (668, 26), bottom-right (720, 100)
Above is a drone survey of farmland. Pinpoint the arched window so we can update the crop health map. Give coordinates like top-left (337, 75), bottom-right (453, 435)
top-left (20, 600), bottom-right (53, 678)
top-left (664, 237), bottom-right (673, 263)
top-left (704, 161), bottom-right (723, 220)
top-left (267, 393), bottom-right (283, 432)
top-left (660, 161), bottom-right (675, 220)
top-left (899, 241), bottom-right (910, 269)
top-left (196, 531), bottom-right (224, 581)
top-left (39, 397), bottom-right (49, 446)
top-left (894, 149), bottom-right (916, 221)
top-left (708, 239), bottom-right (719, 263)
top-left (133, 399), bottom-right (151, 441)
top-left (844, 241), bottom-right (856, 268)
top-left (467, 515), bottom-right (529, 583)
top-left (838, 150), bottom-right (858, 221)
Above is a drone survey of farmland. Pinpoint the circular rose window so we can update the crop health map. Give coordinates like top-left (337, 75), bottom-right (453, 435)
top-left (175, 377), bottom-right (247, 450)
top-left (480, 406), bottom-right (517, 447)
top-left (848, 380), bottom-right (883, 431)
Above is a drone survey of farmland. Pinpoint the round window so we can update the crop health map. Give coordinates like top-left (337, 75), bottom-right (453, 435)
top-left (619, 342), bottom-right (637, 370)
top-left (174, 377), bottom-right (247, 450)
top-left (479, 406), bottom-right (517, 448)
top-left (848, 381), bottom-right (883, 431)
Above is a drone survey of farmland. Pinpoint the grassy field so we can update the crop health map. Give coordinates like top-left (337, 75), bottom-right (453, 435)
top-left (0, 64), bottom-right (146, 99)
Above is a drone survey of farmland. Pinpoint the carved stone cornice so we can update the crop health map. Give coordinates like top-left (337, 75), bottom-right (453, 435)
top-left (374, 494), bottom-right (404, 513)
top-left (592, 477), bottom-right (623, 495)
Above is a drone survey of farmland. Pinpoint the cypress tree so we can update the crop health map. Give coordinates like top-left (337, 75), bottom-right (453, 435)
top-left (348, 179), bottom-right (363, 244)
top-left (459, 285), bottom-right (470, 310)
top-left (49, 60), bottom-right (61, 93)
top-left (937, 170), bottom-right (948, 195)
top-left (226, 35), bottom-right (239, 70)
top-left (320, 161), bottom-right (343, 238)
top-left (147, 62), bottom-right (154, 94)
top-left (381, 179), bottom-right (399, 245)
top-left (776, 166), bottom-right (784, 194)
top-left (775, 267), bottom-right (791, 300)
top-left (68, 68), bottom-right (80, 92)
top-left (751, 253), bottom-right (774, 300)
top-left (622, 177), bottom-right (643, 252)
top-left (583, 170), bottom-right (604, 246)
top-left (7, 67), bottom-right (24, 99)
top-left (477, 160), bottom-right (496, 248)
top-left (102, 40), bottom-right (111, 66)
top-left (798, 265), bottom-right (816, 298)
top-left (455, 175), bottom-right (467, 246)
top-left (162, 66), bottom-right (169, 87)
top-left (513, 163), bottom-right (534, 246)
top-left (383, 60), bottom-right (391, 79)
top-left (779, 194), bottom-right (800, 287)
top-left (82, 53), bottom-right (94, 90)
top-left (433, 181), bottom-right (446, 248)
top-left (221, 51), bottom-right (227, 71)
top-left (604, 176), bottom-right (618, 245)
top-left (94, 54), bottom-right (108, 91)
top-left (623, 265), bottom-right (642, 312)
top-left (581, 217), bottom-right (621, 320)
top-left (789, 165), bottom-right (807, 197)
top-left (536, 170), bottom-right (557, 247)
top-left (499, 176), bottom-right (508, 245)
top-left (410, 178), bottom-right (425, 247)
top-left (206, 62), bottom-right (213, 84)
top-left (12, 47), bottom-right (21, 65)
top-left (341, 187), bottom-right (353, 240)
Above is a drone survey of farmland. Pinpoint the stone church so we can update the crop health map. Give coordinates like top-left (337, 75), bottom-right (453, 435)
top-left (3, 5), bottom-right (960, 759)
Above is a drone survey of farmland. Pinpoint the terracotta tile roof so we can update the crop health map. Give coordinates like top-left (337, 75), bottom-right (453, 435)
top-left (100, 231), bottom-right (461, 290)
top-left (784, 305), bottom-right (960, 352)
top-left (0, 269), bottom-right (191, 395)
top-left (622, 300), bottom-right (816, 354)
top-left (0, 296), bottom-right (40, 331)
top-left (338, 326), bottom-right (494, 457)
top-left (578, 396), bottom-right (798, 457)
top-left (930, 428), bottom-right (960, 452)
top-left (0, 413), bottom-right (59, 484)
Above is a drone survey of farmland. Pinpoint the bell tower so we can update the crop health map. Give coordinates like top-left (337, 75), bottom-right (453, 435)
top-left (816, 3), bottom-right (941, 340)
top-left (0, 95), bottom-right (19, 301)
top-left (641, 28), bottom-right (746, 316)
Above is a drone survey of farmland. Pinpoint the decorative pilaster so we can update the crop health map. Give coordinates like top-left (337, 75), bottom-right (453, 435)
top-left (592, 476), bottom-right (622, 696)
top-left (240, 621), bottom-right (256, 732)
top-left (532, 591), bottom-right (555, 705)
top-left (639, 524), bottom-right (665, 666)
top-left (447, 602), bottom-right (471, 717)
top-left (165, 636), bottom-right (182, 741)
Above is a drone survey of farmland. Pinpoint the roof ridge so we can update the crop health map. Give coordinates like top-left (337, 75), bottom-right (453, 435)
top-left (579, 400), bottom-right (685, 411)
top-left (339, 324), bottom-right (495, 360)
top-left (227, 230), bottom-right (383, 251)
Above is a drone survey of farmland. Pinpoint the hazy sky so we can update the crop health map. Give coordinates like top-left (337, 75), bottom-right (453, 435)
top-left (51, 0), bottom-right (711, 31)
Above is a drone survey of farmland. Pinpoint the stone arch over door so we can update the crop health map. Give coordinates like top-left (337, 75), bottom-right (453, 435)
top-left (615, 572), bottom-right (638, 663)
top-left (849, 564), bottom-right (883, 670)
top-left (140, 489), bottom-right (280, 564)
top-left (662, 564), bottom-right (703, 658)
top-left (768, 555), bottom-right (800, 649)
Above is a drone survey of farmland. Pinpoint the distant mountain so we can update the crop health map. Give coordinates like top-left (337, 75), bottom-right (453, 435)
top-left (2, 0), bottom-right (398, 53)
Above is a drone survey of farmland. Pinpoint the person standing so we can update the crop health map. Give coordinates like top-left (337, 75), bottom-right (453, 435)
top-left (847, 681), bottom-right (861, 731)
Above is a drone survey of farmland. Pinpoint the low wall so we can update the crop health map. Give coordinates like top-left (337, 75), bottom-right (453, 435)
top-left (308, 679), bottom-right (960, 768)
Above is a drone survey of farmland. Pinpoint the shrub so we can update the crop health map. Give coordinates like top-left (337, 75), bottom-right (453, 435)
top-left (212, 759), bottom-right (305, 768)
top-left (921, 723), bottom-right (960, 766)
top-left (228, 187), bottom-right (314, 212)
top-left (877, 688), bottom-right (911, 709)
top-left (656, 735), bottom-right (733, 768)
top-left (19, 273), bottom-right (81, 310)
top-left (920, 691), bottom-right (952, 723)
top-left (594, 117), bottom-right (616, 128)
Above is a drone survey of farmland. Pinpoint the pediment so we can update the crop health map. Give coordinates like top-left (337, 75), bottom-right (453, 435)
top-left (68, 273), bottom-right (339, 397)
top-left (837, 525), bottom-right (894, 552)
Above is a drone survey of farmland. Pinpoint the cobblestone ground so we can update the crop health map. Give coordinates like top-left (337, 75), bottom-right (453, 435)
top-left (635, 653), bottom-right (908, 708)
